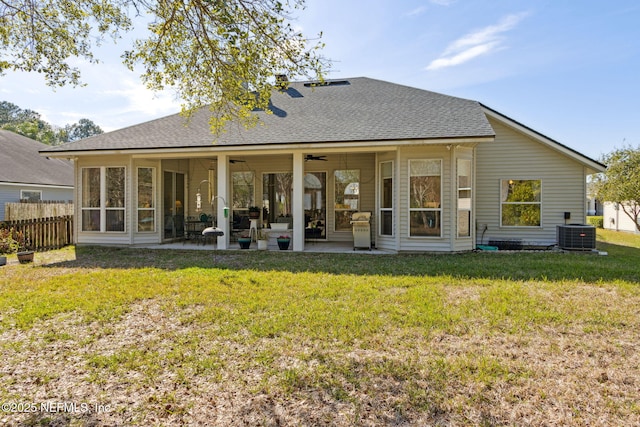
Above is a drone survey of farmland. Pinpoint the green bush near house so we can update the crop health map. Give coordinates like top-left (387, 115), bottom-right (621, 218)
top-left (587, 215), bottom-right (604, 228)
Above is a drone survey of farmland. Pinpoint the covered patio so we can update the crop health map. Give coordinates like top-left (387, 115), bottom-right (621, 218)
top-left (159, 149), bottom-right (380, 252)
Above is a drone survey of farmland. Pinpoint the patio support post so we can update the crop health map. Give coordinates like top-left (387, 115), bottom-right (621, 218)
top-left (292, 152), bottom-right (305, 251)
top-left (217, 153), bottom-right (229, 249)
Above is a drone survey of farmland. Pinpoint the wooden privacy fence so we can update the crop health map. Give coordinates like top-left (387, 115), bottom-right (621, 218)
top-left (0, 216), bottom-right (74, 251)
top-left (5, 201), bottom-right (74, 220)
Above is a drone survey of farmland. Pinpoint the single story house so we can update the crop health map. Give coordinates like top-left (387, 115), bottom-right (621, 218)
top-left (0, 129), bottom-right (74, 220)
top-left (41, 77), bottom-right (605, 252)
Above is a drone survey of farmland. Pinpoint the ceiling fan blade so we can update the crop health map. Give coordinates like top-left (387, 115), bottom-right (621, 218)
top-left (305, 155), bottom-right (328, 161)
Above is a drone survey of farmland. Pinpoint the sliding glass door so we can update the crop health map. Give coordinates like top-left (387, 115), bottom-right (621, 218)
top-left (163, 171), bottom-right (185, 239)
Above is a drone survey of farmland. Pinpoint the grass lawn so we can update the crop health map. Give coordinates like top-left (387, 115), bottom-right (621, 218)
top-left (1, 229), bottom-right (639, 426)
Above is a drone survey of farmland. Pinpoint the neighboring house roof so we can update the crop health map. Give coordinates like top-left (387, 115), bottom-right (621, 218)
top-left (0, 129), bottom-right (74, 186)
top-left (42, 77), bottom-right (496, 154)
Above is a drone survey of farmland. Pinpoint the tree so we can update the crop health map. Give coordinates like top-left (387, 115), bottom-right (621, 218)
top-left (1, 100), bottom-right (103, 144)
top-left (0, 101), bottom-right (40, 124)
top-left (0, 101), bottom-right (57, 144)
top-left (63, 118), bottom-right (104, 142)
top-left (1, 0), bottom-right (327, 132)
top-left (1, 119), bottom-right (57, 144)
top-left (592, 146), bottom-right (640, 232)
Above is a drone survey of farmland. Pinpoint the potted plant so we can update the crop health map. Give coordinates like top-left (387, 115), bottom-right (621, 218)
top-left (248, 206), bottom-right (261, 219)
top-left (15, 229), bottom-right (34, 264)
top-left (237, 234), bottom-right (252, 249)
top-left (276, 235), bottom-right (290, 250)
top-left (257, 229), bottom-right (268, 250)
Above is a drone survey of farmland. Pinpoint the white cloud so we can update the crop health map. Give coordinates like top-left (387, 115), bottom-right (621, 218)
top-left (426, 12), bottom-right (528, 71)
top-left (407, 6), bottom-right (427, 17)
top-left (427, 42), bottom-right (502, 70)
top-left (103, 78), bottom-right (180, 118)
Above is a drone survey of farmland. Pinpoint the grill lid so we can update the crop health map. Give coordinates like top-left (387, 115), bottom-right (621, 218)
top-left (351, 212), bottom-right (371, 222)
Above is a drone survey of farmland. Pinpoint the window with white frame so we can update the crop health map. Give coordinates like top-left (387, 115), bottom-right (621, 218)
top-left (379, 161), bottom-right (393, 236)
top-left (20, 190), bottom-right (42, 201)
top-left (81, 166), bottom-right (125, 232)
top-left (500, 179), bottom-right (541, 227)
top-left (137, 167), bottom-right (155, 232)
top-left (409, 159), bottom-right (442, 237)
top-left (232, 171), bottom-right (255, 210)
top-left (334, 169), bottom-right (360, 231)
top-left (457, 159), bottom-right (472, 237)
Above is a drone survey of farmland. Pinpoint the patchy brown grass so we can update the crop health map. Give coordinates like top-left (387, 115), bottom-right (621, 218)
top-left (0, 235), bottom-right (639, 426)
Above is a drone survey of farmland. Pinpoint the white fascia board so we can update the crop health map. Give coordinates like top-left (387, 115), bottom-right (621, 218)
top-left (44, 136), bottom-right (494, 159)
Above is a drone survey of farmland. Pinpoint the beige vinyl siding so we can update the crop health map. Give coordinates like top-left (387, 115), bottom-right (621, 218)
top-left (476, 118), bottom-right (587, 246)
top-left (398, 145), bottom-right (452, 252)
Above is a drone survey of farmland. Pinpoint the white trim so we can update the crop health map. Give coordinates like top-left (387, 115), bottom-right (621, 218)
top-left (292, 152), bottom-right (305, 251)
top-left (44, 137), bottom-right (494, 159)
top-left (1, 182), bottom-right (72, 190)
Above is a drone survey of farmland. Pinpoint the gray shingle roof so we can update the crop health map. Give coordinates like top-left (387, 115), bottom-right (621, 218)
top-left (0, 130), bottom-right (74, 186)
top-left (42, 77), bottom-right (495, 153)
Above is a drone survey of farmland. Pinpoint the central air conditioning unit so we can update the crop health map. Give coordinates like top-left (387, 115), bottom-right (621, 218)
top-left (557, 225), bottom-right (596, 250)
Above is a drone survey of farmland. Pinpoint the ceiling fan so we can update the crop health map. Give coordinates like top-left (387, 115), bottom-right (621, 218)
top-left (305, 154), bottom-right (327, 162)
top-left (229, 159), bottom-right (246, 164)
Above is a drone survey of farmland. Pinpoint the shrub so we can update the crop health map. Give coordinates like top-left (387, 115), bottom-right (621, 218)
top-left (587, 216), bottom-right (604, 228)
top-left (0, 228), bottom-right (21, 254)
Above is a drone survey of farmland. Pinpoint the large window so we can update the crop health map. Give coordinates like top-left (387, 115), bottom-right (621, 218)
top-left (501, 179), bottom-right (541, 227)
top-left (81, 166), bottom-right (125, 232)
top-left (334, 169), bottom-right (360, 231)
top-left (263, 172), bottom-right (293, 223)
top-left (232, 171), bottom-right (255, 210)
top-left (409, 160), bottom-right (441, 237)
top-left (137, 167), bottom-right (155, 232)
top-left (457, 159), bottom-right (472, 237)
top-left (379, 161), bottom-right (393, 236)
top-left (304, 172), bottom-right (326, 239)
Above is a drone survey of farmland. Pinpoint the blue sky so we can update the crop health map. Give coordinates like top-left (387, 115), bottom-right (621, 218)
top-left (2, 0), bottom-right (639, 160)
